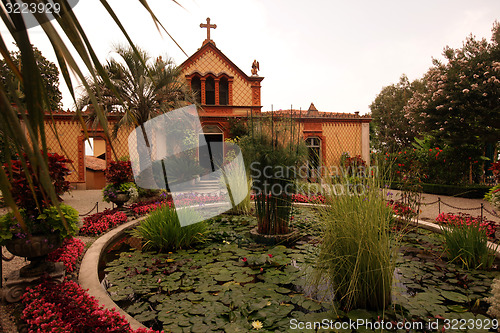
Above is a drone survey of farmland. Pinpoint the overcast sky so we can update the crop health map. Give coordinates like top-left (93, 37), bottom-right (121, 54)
top-left (2, 0), bottom-right (500, 114)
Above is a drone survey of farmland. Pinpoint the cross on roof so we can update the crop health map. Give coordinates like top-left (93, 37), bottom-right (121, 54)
top-left (200, 17), bottom-right (217, 41)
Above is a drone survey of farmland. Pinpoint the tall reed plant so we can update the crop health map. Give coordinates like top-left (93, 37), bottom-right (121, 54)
top-left (220, 162), bottom-right (253, 215)
top-left (238, 115), bottom-right (306, 235)
top-left (440, 218), bottom-right (496, 270)
top-left (312, 176), bottom-right (397, 311)
top-left (131, 205), bottom-right (207, 252)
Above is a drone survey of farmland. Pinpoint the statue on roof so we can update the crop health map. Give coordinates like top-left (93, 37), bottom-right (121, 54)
top-left (251, 60), bottom-right (260, 76)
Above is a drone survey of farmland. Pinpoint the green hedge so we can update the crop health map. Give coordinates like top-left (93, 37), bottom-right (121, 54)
top-left (389, 182), bottom-right (492, 199)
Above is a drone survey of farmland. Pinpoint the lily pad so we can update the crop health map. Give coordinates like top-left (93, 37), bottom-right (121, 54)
top-left (440, 290), bottom-right (469, 303)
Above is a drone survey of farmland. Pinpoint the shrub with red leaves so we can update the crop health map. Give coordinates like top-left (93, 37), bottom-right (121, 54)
top-left (105, 161), bottom-right (133, 185)
top-left (436, 212), bottom-right (497, 238)
top-left (47, 237), bottom-right (85, 273)
top-left (6, 152), bottom-right (71, 214)
top-left (80, 209), bottom-right (128, 236)
top-left (21, 279), bottom-right (162, 333)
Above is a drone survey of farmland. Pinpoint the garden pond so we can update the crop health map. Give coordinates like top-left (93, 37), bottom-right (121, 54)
top-left (101, 207), bottom-right (499, 332)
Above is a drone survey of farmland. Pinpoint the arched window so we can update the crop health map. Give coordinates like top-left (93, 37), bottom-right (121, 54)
top-left (205, 77), bottom-right (215, 105)
top-left (219, 77), bottom-right (228, 105)
top-left (305, 137), bottom-right (321, 179)
top-left (191, 76), bottom-right (201, 104)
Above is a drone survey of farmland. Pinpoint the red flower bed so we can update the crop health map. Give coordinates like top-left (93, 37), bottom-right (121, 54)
top-left (291, 193), bottom-right (325, 204)
top-left (22, 279), bottom-right (161, 333)
top-left (436, 212), bottom-right (497, 238)
top-left (249, 193), bottom-right (325, 204)
top-left (47, 237), bottom-right (85, 273)
top-left (129, 193), bottom-right (228, 216)
top-left (386, 200), bottom-right (417, 218)
top-left (130, 200), bottom-right (170, 216)
top-left (80, 209), bottom-right (128, 236)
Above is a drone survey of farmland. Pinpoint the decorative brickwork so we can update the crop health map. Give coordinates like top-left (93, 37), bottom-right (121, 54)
top-left (322, 122), bottom-right (363, 167)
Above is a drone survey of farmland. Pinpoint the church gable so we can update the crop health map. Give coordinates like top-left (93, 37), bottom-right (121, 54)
top-left (181, 44), bottom-right (253, 107)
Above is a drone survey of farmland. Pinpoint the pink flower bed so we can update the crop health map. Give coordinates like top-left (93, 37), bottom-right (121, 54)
top-left (47, 237), bottom-right (85, 273)
top-left (22, 279), bottom-right (161, 333)
top-left (80, 210), bottom-right (128, 236)
top-left (436, 212), bottom-right (497, 238)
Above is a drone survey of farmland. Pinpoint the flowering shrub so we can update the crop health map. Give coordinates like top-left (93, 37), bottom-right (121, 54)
top-left (386, 200), bottom-right (417, 218)
top-left (102, 182), bottom-right (139, 203)
top-left (340, 153), bottom-right (367, 177)
top-left (436, 212), bottom-right (496, 238)
top-left (489, 161), bottom-right (500, 182)
top-left (47, 237), bottom-right (85, 273)
top-left (80, 209), bottom-right (128, 236)
top-left (22, 279), bottom-right (162, 332)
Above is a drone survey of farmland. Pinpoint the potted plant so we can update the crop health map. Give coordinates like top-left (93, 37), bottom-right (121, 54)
top-left (0, 152), bottom-right (79, 277)
top-left (102, 160), bottom-right (138, 208)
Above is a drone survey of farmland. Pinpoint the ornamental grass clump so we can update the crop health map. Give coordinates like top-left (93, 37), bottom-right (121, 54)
top-left (312, 176), bottom-right (397, 311)
top-left (131, 205), bottom-right (207, 252)
top-left (439, 215), bottom-right (496, 270)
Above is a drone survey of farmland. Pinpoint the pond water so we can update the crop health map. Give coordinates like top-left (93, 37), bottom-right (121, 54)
top-left (100, 208), bottom-right (500, 332)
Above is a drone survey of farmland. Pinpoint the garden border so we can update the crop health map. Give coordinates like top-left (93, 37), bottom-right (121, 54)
top-left (78, 202), bottom-right (500, 331)
top-left (78, 215), bottom-right (149, 330)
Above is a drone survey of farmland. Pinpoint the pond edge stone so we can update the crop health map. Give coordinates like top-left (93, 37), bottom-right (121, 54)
top-left (78, 215), bottom-right (148, 330)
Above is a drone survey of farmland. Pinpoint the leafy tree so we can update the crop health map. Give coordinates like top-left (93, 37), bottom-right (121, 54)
top-left (404, 22), bottom-right (500, 154)
top-left (369, 74), bottom-right (423, 152)
top-left (0, 46), bottom-right (62, 111)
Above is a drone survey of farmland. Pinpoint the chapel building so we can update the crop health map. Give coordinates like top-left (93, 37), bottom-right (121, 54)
top-left (36, 18), bottom-right (371, 189)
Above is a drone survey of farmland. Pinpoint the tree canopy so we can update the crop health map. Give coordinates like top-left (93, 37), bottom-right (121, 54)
top-left (369, 74), bottom-right (423, 152)
top-left (0, 46), bottom-right (62, 111)
top-left (371, 22), bottom-right (500, 151)
top-left (404, 22), bottom-right (500, 148)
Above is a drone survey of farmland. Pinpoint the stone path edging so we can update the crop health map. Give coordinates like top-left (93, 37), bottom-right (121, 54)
top-left (78, 216), bottom-right (148, 330)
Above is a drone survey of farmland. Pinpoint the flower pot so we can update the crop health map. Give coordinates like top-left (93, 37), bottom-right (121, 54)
top-left (110, 191), bottom-right (130, 208)
top-left (5, 234), bottom-right (62, 277)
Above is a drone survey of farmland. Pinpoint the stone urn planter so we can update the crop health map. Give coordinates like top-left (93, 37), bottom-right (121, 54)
top-left (110, 191), bottom-right (130, 208)
top-left (5, 234), bottom-right (62, 278)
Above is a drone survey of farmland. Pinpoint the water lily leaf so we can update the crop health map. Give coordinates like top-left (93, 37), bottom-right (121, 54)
top-left (440, 291), bottom-right (468, 303)
top-left (187, 293), bottom-right (203, 301)
top-left (233, 273), bottom-right (253, 284)
top-left (135, 310), bottom-right (157, 322)
top-left (126, 302), bottom-right (148, 315)
top-left (275, 287), bottom-right (291, 294)
top-left (447, 304), bottom-right (468, 313)
top-left (347, 309), bottom-right (373, 321)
